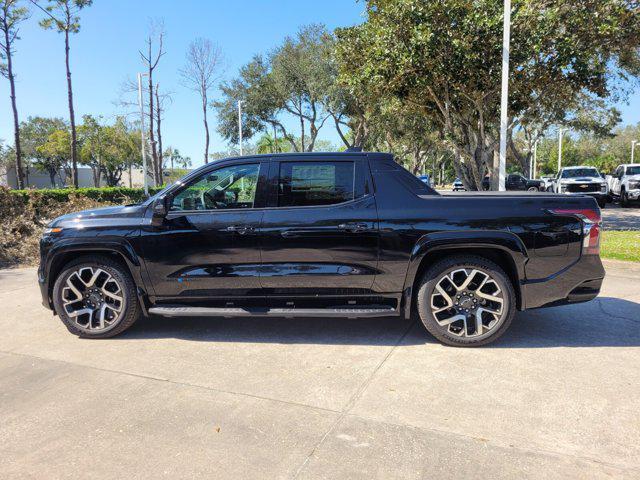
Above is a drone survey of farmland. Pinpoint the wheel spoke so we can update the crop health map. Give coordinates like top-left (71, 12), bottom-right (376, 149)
top-left (429, 265), bottom-right (506, 339)
top-left (60, 266), bottom-right (124, 333)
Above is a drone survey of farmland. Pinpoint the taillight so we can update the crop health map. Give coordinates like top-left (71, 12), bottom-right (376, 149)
top-left (550, 208), bottom-right (602, 255)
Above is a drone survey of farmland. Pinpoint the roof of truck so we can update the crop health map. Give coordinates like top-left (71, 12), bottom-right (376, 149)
top-left (561, 165), bottom-right (600, 170)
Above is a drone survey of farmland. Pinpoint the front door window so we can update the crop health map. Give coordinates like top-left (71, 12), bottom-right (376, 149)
top-left (171, 163), bottom-right (260, 211)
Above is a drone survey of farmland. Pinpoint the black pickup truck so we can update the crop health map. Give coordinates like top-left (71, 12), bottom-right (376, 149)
top-left (39, 152), bottom-right (605, 346)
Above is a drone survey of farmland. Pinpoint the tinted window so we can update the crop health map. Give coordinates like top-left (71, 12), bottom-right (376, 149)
top-left (374, 159), bottom-right (435, 195)
top-left (627, 166), bottom-right (640, 175)
top-left (278, 161), bottom-right (355, 207)
top-left (171, 163), bottom-right (260, 211)
top-left (561, 168), bottom-right (599, 178)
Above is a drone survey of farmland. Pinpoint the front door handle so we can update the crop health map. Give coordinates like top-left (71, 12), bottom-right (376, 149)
top-left (226, 225), bottom-right (254, 235)
top-left (338, 222), bottom-right (369, 233)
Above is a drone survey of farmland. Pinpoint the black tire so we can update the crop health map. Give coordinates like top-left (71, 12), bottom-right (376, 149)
top-left (620, 189), bottom-right (629, 208)
top-left (53, 255), bottom-right (141, 338)
top-left (415, 255), bottom-right (516, 347)
top-left (598, 198), bottom-right (606, 209)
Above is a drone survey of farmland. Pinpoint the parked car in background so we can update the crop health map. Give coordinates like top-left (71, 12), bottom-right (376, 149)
top-left (38, 151), bottom-right (605, 347)
top-left (418, 174), bottom-right (433, 187)
top-left (481, 173), bottom-right (544, 192)
top-left (607, 164), bottom-right (640, 207)
top-left (552, 166), bottom-right (608, 208)
top-left (539, 175), bottom-right (556, 191)
top-left (452, 178), bottom-right (465, 191)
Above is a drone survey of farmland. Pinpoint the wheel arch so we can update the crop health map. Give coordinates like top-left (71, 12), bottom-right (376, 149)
top-left (45, 242), bottom-right (149, 315)
top-left (401, 231), bottom-right (528, 319)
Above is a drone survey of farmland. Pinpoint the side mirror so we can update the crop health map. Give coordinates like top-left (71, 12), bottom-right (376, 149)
top-left (151, 195), bottom-right (170, 226)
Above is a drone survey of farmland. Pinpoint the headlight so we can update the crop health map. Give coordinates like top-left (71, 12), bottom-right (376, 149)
top-left (629, 181), bottom-right (640, 190)
top-left (560, 184), bottom-right (567, 192)
top-left (43, 227), bottom-right (63, 235)
top-left (601, 183), bottom-right (607, 192)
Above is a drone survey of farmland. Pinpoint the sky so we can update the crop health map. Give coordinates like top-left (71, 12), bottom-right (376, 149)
top-left (1, 0), bottom-right (639, 169)
top-left (0, 0), bottom-right (365, 167)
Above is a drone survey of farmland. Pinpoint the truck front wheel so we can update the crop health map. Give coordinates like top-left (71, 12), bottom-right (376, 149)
top-left (415, 255), bottom-right (516, 347)
top-left (52, 255), bottom-right (141, 338)
top-left (621, 188), bottom-right (629, 208)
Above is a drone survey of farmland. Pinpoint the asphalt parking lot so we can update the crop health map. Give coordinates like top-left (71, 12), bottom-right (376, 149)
top-left (1, 262), bottom-right (639, 479)
top-left (602, 202), bottom-right (640, 230)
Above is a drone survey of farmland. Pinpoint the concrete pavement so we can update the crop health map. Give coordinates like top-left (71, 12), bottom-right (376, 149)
top-left (0, 262), bottom-right (639, 479)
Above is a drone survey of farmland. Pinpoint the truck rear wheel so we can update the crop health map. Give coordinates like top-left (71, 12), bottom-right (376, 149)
top-left (52, 255), bottom-right (141, 338)
top-left (415, 255), bottom-right (516, 347)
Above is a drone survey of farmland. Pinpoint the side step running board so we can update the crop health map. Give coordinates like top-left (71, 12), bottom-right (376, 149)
top-left (148, 306), bottom-right (398, 318)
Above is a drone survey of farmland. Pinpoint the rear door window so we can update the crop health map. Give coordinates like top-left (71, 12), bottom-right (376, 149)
top-left (277, 161), bottom-right (356, 207)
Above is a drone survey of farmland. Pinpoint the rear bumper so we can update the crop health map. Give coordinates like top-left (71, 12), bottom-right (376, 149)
top-left (522, 255), bottom-right (605, 309)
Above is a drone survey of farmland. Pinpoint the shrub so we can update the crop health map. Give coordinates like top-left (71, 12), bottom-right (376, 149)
top-left (0, 186), bottom-right (162, 268)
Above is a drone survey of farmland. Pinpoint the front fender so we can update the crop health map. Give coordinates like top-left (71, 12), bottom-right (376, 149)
top-left (42, 238), bottom-right (149, 314)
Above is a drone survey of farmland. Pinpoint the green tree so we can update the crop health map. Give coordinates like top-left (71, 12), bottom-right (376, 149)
top-left (163, 146), bottom-right (191, 170)
top-left (78, 114), bottom-right (106, 186)
top-left (255, 132), bottom-right (290, 154)
top-left (36, 127), bottom-right (72, 185)
top-left (34, 0), bottom-right (93, 188)
top-left (214, 24), bottom-right (336, 152)
top-left (1, 0), bottom-right (29, 188)
top-left (20, 116), bottom-right (67, 186)
top-left (99, 118), bottom-right (140, 187)
top-left (336, 0), bottom-right (640, 190)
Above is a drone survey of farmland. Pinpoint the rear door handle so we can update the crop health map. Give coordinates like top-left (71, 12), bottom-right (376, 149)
top-left (338, 222), bottom-right (370, 233)
top-left (226, 225), bottom-right (254, 235)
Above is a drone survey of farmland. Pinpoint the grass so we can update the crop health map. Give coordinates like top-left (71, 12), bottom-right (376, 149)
top-left (601, 230), bottom-right (640, 262)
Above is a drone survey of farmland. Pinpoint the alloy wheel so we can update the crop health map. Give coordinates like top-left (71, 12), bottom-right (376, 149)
top-left (61, 266), bottom-right (124, 332)
top-left (430, 268), bottom-right (505, 337)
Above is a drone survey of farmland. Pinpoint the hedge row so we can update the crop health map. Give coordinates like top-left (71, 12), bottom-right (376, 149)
top-left (6, 186), bottom-right (165, 205)
top-left (1, 186), bottom-right (166, 267)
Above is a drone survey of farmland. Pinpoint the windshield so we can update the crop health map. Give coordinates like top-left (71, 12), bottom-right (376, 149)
top-left (561, 168), bottom-right (599, 179)
top-left (627, 166), bottom-right (640, 175)
top-left (141, 163), bottom-right (211, 205)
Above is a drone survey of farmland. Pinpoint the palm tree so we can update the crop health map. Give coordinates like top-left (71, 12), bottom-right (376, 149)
top-left (256, 133), bottom-right (289, 154)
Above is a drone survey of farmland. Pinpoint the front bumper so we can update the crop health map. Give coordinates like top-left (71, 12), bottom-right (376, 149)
top-left (522, 254), bottom-right (605, 309)
top-left (627, 189), bottom-right (640, 200)
top-left (559, 191), bottom-right (607, 198)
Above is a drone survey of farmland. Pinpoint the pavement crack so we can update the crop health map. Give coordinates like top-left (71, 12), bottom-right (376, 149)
top-left (596, 300), bottom-right (640, 323)
top-left (291, 318), bottom-right (417, 479)
top-left (0, 349), bottom-right (341, 416)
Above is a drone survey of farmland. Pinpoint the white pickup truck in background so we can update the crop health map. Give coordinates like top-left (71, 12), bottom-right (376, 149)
top-left (607, 164), bottom-right (640, 207)
top-left (552, 166), bottom-right (609, 208)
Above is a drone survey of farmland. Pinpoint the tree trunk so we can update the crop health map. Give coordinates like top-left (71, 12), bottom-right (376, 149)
top-left (155, 85), bottom-right (163, 183)
top-left (128, 163), bottom-right (132, 188)
top-left (147, 71), bottom-right (159, 185)
top-left (3, 18), bottom-right (24, 189)
top-left (64, 28), bottom-right (78, 188)
top-left (299, 110), bottom-right (305, 152)
top-left (202, 90), bottom-right (209, 164)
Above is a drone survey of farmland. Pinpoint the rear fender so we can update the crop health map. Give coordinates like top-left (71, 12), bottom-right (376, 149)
top-left (401, 231), bottom-right (528, 319)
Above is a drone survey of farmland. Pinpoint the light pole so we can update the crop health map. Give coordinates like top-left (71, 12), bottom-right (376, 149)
top-left (531, 138), bottom-right (539, 179)
top-left (557, 127), bottom-right (566, 173)
top-left (237, 100), bottom-right (244, 156)
top-left (497, 0), bottom-right (511, 191)
top-left (632, 140), bottom-right (638, 164)
top-left (137, 72), bottom-right (149, 196)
